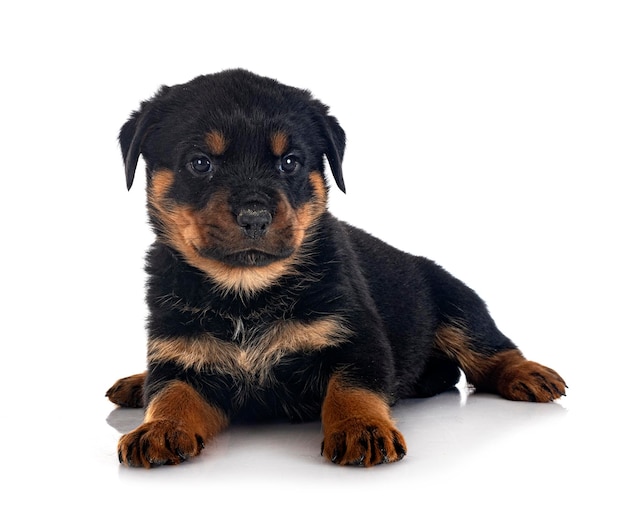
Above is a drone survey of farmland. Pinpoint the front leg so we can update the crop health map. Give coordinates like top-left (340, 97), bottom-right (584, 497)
top-left (321, 374), bottom-right (407, 466)
top-left (117, 380), bottom-right (228, 468)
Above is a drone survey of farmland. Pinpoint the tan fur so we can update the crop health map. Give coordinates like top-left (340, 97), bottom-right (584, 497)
top-left (433, 324), bottom-right (499, 382)
top-left (321, 375), bottom-right (406, 466)
top-left (106, 372), bottom-right (146, 407)
top-left (148, 317), bottom-right (350, 383)
top-left (118, 380), bottom-right (228, 468)
top-left (481, 350), bottom-right (567, 402)
top-left (434, 325), bottom-right (566, 402)
top-left (322, 375), bottom-right (393, 423)
top-left (205, 130), bottom-right (228, 155)
top-left (144, 380), bottom-right (228, 433)
top-left (270, 131), bottom-right (289, 156)
top-left (148, 168), bottom-right (328, 296)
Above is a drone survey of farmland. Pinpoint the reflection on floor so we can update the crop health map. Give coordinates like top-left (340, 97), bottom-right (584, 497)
top-left (106, 383), bottom-right (569, 477)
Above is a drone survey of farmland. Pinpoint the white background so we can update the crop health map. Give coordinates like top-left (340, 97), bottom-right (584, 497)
top-left (2, 1), bottom-right (624, 508)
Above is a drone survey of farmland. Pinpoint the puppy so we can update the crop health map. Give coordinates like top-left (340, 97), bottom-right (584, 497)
top-left (107, 69), bottom-right (566, 468)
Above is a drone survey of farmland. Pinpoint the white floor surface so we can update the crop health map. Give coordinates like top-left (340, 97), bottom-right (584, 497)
top-left (5, 358), bottom-right (622, 509)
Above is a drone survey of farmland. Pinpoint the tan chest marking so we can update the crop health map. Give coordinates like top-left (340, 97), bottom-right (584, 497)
top-left (148, 317), bottom-right (350, 383)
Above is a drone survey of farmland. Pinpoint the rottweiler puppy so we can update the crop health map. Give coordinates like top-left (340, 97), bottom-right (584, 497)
top-left (107, 69), bottom-right (566, 468)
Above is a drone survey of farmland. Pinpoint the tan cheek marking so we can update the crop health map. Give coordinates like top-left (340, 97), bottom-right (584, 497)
top-left (205, 130), bottom-right (228, 155)
top-left (176, 209), bottom-right (206, 249)
top-left (150, 169), bottom-right (176, 200)
top-left (205, 171), bottom-right (328, 295)
top-left (291, 171), bottom-right (328, 246)
top-left (201, 187), bottom-right (312, 296)
top-left (309, 170), bottom-right (328, 203)
top-left (271, 191), bottom-right (298, 234)
top-left (147, 169), bottom-right (328, 297)
top-left (149, 169), bottom-right (218, 256)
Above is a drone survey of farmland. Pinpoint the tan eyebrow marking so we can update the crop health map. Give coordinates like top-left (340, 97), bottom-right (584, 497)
top-left (205, 130), bottom-right (228, 155)
top-left (270, 131), bottom-right (289, 156)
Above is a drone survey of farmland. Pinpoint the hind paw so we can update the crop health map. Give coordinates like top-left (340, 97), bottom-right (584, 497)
top-left (497, 359), bottom-right (566, 402)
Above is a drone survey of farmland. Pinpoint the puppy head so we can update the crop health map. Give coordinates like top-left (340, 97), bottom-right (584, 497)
top-left (119, 69), bottom-right (346, 295)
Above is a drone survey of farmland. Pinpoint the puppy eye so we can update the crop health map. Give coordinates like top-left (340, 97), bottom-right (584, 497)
top-left (188, 156), bottom-right (212, 175)
top-left (278, 154), bottom-right (301, 174)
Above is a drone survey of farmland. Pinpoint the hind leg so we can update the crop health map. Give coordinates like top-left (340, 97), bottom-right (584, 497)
top-left (475, 348), bottom-right (567, 402)
top-left (411, 356), bottom-right (461, 398)
top-left (422, 259), bottom-right (566, 402)
top-left (435, 325), bottom-right (566, 402)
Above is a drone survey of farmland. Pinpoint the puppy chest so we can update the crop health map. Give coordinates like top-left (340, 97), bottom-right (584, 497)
top-left (147, 316), bottom-right (349, 383)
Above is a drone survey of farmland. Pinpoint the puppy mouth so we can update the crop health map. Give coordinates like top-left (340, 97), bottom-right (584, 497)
top-left (199, 247), bottom-right (294, 267)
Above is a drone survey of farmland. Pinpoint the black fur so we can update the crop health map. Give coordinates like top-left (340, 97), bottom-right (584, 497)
top-left (108, 69), bottom-right (565, 467)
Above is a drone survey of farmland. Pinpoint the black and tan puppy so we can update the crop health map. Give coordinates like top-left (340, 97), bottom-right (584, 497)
top-left (107, 69), bottom-right (566, 468)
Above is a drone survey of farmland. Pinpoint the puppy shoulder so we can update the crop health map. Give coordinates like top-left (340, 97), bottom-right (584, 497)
top-left (334, 219), bottom-right (397, 262)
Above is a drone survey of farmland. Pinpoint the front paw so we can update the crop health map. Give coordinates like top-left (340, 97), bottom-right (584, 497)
top-left (321, 417), bottom-right (407, 467)
top-left (106, 373), bottom-right (145, 408)
top-left (118, 420), bottom-right (205, 468)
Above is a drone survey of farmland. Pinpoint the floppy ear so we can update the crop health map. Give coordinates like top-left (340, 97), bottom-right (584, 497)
top-left (119, 104), bottom-right (155, 191)
top-left (322, 114), bottom-right (347, 193)
top-left (309, 100), bottom-right (347, 193)
top-left (119, 86), bottom-right (171, 190)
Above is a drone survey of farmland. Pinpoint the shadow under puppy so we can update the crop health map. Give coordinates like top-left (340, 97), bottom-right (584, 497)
top-left (107, 69), bottom-right (566, 468)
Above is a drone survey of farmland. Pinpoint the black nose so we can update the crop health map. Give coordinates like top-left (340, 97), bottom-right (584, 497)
top-left (236, 207), bottom-right (273, 239)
